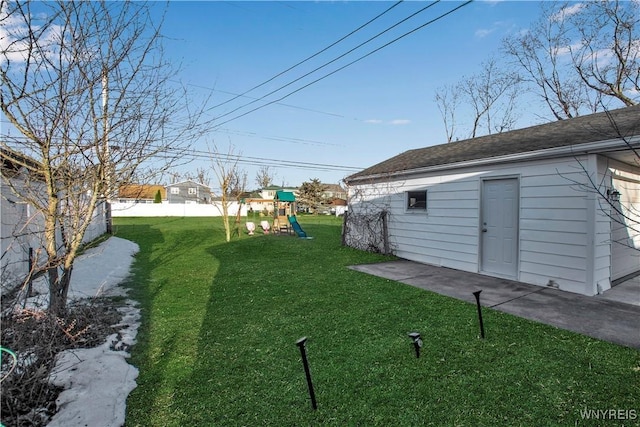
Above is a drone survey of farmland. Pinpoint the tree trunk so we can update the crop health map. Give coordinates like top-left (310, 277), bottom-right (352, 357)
top-left (48, 265), bottom-right (72, 318)
top-left (222, 201), bottom-right (230, 242)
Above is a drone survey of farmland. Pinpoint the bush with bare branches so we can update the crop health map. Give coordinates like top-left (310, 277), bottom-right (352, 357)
top-left (1, 297), bottom-right (123, 426)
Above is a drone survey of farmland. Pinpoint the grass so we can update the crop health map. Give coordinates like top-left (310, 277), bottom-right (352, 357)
top-left (114, 216), bottom-right (640, 426)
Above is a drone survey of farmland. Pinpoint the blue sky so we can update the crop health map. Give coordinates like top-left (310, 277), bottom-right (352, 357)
top-left (158, 0), bottom-right (549, 189)
top-left (2, 1), bottom-right (550, 189)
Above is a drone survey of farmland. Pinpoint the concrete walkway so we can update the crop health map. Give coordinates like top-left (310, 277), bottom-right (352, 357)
top-left (349, 260), bottom-right (640, 349)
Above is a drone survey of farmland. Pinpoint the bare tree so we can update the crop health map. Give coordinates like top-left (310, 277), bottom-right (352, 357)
top-left (230, 169), bottom-right (247, 238)
top-left (502, 3), bottom-right (591, 120)
top-left (459, 57), bottom-right (522, 138)
top-left (569, 0), bottom-right (639, 107)
top-left (168, 171), bottom-right (182, 184)
top-left (435, 58), bottom-right (521, 141)
top-left (255, 165), bottom-right (276, 189)
top-left (502, 1), bottom-right (637, 121)
top-left (434, 84), bottom-right (461, 143)
top-left (209, 144), bottom-right (246, 242)
top-left (182, 167), bottom-right (210, 186)
top-left (1, 1), bottom-right (208, 316)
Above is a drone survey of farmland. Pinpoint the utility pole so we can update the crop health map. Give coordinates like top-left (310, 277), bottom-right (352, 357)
top-left (102, 68), bottom-right (113, 234)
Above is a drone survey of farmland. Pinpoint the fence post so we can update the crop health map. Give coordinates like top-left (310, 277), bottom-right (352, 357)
top-left (341, 211), bottom-right (348, 246)
top-left (381, 210), bottom-right (389, 255)
top-left (27, 247), bottom-right (34, 297)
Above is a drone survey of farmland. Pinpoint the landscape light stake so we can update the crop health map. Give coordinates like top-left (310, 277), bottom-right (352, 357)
top-left (472, 290), bottom-right (485, 339)
top-left (408, 332), bottom-right (422, 358)
top-left (296, 337), bottom-right (317, 410)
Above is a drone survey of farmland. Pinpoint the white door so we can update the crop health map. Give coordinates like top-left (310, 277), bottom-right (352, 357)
top-left (481, 178), bottom-right (519, 278)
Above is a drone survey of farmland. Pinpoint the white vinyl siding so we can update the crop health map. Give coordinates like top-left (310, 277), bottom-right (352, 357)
top-left (2, 176), bottom-right (107, 288)
top-left (348, 154), bottom-right (625, 296)
top-left (593, 158), bottom-right (613, 293)
top-left (385, 174), bottom-right (481, 272)
top-left (348, 151), bottom-right (640, 296)
top-left (609, 159), bottom-right (640, 281)
top-left (516, 157), bottom-right (593, 294)
top-left (166, 180), bottom-right (211, 204)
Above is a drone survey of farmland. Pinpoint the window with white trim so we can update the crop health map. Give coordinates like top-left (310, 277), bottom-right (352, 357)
top-left (406, 190), bottom-right (427, 210)
top-left (170, 187), bottom-right (179, 195)
top-left (188, 187), bottom-right (197, 195)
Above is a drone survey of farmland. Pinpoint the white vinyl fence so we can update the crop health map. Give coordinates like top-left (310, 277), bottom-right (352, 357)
top-left (111, 201), bottom-right (248, 217)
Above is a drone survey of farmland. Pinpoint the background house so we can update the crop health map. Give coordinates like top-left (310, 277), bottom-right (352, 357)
top-left (247, 186), bottom-right (298, 215)
top-left (166, 180), bottom-right (211, 204)
top-left (246, 183), bottom-right (345, 215)
top-left (327, 197), bottom-right (348, 216)
top-left (324, 184), bottom-right (347, 215)
top-left (344, 105), bottom-right (640, 297)
top-left (118, 184), bottom-right (166, 203)
top-left (322, 183), bottom-right (347, 200)
top-left (258, 185), bottom-right (299, 200)
top-left (245, 192), bottom-right (275, 215)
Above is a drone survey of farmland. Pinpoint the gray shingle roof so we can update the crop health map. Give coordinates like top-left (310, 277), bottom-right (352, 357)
top-left (346, 105), bottom-right (640, 181)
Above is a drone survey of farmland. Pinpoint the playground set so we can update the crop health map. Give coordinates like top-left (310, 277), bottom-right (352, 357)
top-left (245, 190), bottom-right (310, 238)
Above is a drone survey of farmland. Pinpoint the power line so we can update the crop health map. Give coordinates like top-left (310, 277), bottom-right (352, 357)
top-left (182, 84), bottom-right (363, 122)
top-left (2, 2), bottom-right (474, 176)
top-left (154, 145), bottom-right (363, 172)
top-left (214, 127), bottom-right (343, 147)
top-left (208, 0), bottom-right (404, 111)
top-left (214, 1), bottom-right (474, 128)
top-left (1, 116), bottom-right (345, 148)
top-left (213, 1), bottom-right (442, 122)
top-left (3, 137), bottom-right (362, 172)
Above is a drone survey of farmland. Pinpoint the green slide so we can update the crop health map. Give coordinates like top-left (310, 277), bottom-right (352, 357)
top-left (288, 215), bottom-right (309, 238)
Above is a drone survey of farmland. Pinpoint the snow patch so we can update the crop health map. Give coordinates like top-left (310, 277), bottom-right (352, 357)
top-left (44, 236), bottom-right (141, 427)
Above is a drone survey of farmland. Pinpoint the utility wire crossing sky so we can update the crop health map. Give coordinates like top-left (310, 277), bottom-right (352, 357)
top-left (2, 1), bottom-right (553, 188)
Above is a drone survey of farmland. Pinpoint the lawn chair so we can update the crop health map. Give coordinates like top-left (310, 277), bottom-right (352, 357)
top-left (246, 222), bottom-right (256, 235)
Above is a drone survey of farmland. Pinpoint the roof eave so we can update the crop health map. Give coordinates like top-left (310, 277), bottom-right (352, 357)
top-left (345, 136), bottom-right (640, 184)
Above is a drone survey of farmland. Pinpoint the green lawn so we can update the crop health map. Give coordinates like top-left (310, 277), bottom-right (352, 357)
top-left (114, 216), bottom-right (639, 426)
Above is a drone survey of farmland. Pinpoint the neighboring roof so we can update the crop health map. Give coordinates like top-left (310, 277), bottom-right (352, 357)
top-left (346, 105), bottom-right (640, 182)
top-left (166, 180), bottom-right (210, 189)
top-left (328, 198), bottom-right (347, 206)
top-left (263, 185), bottom-right (298, 191)
top-left (119, 184), bottom-right (166, 200)
top-left (275, 190), bottom-right (296, 202)
top-left (323, 183), bottom-right (346, 193)
top-left (245, 198), bottom-right (272, 202)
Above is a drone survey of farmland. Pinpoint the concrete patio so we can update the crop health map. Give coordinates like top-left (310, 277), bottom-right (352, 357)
top-left (349, 260), bottom-right (640, 349)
